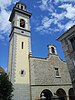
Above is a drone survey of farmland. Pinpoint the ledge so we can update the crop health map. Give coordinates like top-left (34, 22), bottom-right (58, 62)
top-left (55, 76), bottom-right (61, 78)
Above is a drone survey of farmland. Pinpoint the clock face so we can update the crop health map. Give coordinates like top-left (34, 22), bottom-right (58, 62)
top-left (20, 19), bottom-right (25, 28)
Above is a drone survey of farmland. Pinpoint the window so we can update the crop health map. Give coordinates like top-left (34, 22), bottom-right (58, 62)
top-left (51, 47), bottom-right (55, 54)
top-left (20, 70), bottom-right (25, 76)
top-left (70, 36), bottom-right (75, 51)
top-left (55, 68), bottom-right (59, 76)
top-left (21, 70), bottom-right (24, 75)
top-left (17, 5), bottom-right (19, 8)
top-left (22, 42), bottom-right (24, 49)
top-left (21, 5), bottom-right (23, 10)
top-left (20, 19), bottom-right (25, 28)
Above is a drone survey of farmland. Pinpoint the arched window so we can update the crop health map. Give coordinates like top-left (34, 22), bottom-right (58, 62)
top-left (51, 47), bottom-right (55, 54)
top-left (56, 88), bottom-right (67, 100)
top-left (69, 88), bottom-right (75, 100)
top-left (55, 68), bottom-right (59, 76)
top-left (20, 19), bottom-right (25, 28)
top-left (21, 5), bottom-right (23, 10)
top-left (40, 89), bottom-right (53, 100)
top-left (17, 5), bottom-right (19, 8)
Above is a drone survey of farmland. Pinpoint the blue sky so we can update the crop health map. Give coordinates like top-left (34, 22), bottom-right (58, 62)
top-left (0, 0), bottom-right (75, 71)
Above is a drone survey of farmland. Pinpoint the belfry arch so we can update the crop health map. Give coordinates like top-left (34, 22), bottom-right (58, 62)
top-left (56, 88), bottom-right (67, 100)
top-left (69, 88), bottom-right (75, 100)
top-left (40, 89), bottom-right (53, 100)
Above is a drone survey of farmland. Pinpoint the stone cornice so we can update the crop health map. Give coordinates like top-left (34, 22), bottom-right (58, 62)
top-left (57, 25), bottom-right (75, 41)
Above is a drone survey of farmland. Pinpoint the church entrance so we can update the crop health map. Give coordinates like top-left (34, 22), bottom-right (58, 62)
top-left (69, 88), bottom-right (75, 100)
top-left (40, 89), bottom-right (52, 100)
top-left (56, 88), bottom-right (67, 100)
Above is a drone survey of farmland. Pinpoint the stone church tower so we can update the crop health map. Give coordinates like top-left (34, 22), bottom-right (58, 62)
top-left (8, 2), bottom-right (32, 100)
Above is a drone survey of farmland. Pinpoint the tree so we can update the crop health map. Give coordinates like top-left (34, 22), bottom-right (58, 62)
top-left (0, 73), bottom-right (14, 100)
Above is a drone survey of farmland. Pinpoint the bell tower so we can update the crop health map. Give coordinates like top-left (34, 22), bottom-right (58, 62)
top-left (48, 44), bottom-right (57, 56)
top-left (8, 2), bottom-right (32, 100)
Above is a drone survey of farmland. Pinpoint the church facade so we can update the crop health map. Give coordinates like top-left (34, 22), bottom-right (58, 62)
top-left (8, 2), bottom-right (73, 100)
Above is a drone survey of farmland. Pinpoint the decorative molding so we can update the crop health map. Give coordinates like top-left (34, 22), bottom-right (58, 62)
top-left (31, 84), bottom-right (72, 86)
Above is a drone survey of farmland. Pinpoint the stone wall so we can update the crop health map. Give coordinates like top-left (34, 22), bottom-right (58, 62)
top-left (57, 26), bottom-right (75, 93)
top-left (30, 55), bottom-right (72, 85)
top-left (13, 84), bottom-right (30, 100)
top-left (61, 36), bottom-right (75, 93)
top-left (30, 54), bottom-right (72, 100)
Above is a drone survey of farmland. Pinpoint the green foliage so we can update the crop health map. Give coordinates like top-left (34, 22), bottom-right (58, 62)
top-left (0, 73), bottom-right (14, 100)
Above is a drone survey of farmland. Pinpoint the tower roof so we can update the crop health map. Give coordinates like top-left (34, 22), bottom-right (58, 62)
top-left (15, 2), bottom-right (27, 9)
top-left (47, 44), bottom-right (56, 48)
top-left (9, 2), bottom-right (32, 22)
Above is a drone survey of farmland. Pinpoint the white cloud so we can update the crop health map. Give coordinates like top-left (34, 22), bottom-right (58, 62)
top-left (35, 1), bottom-right (75, 34)
top-left (57, 0), bottom-right (75, 2)
top-left (65, 21), bottom-right (75, 30)
top-left (0, 0), bottom-right (19, 40)
top-left (38, 0), bottom-right (75, 12)
top-left (42, 16), bottom-right (53, 28)
top-left (57, 23), bottom-right (65, 30)
top-left (52, 12), bottom-right (66, 22)
top-left (36, 16), bottom-right (54, 32)
top-left (39, 0), bottom-right (48, 11)
top-left (0, 9), bottom-right (11, 33)
top-left (12, 0), bottom-right (20, 4)
top-left (39, 0), bottom-right (55, 12)
top-left (59, 4), bottom-right (75, 19)
top-left (0, 0), bottom-right (11, 9)
top-left (36, 9), bottom-right (67, 33)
